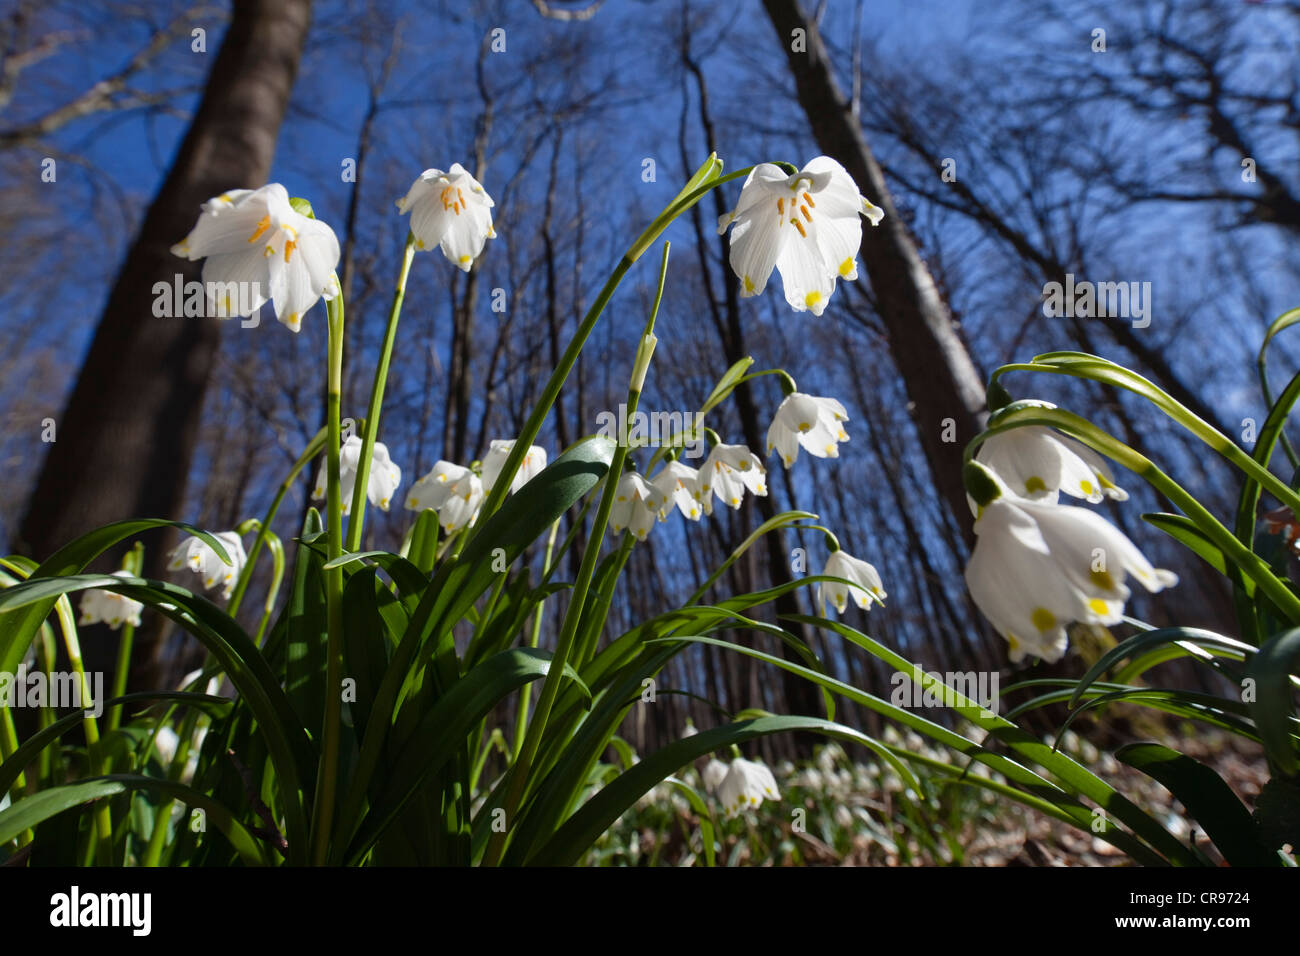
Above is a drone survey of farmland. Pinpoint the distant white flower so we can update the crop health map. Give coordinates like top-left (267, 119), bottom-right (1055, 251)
top-left (405, 460), bottom-right (484, 534)
top-left (701, 758), bottom-right (729, 794)
top-left (796, 768), bottom-right (824, 790)
top-left (818, 550), bottom-right (886, 615)
top-left (171, 183), bottom-right (340, 332)
top-left (767, 392), bottom-right (850, 466)
top-left (698, 443), bottom-right (767, 513)
top-left (77, 571), bottom-right (143, 630)
top-left (652, 460), bottom-right (705, 521)
top-left (396, 163), bottom-right (497, 271)
top-left (609, 471), bottom-right (662, 541)
top-left (168, 531), bottom-right (247, 600)
top-left (717, 156), bottom-right (883, 315)
top-left (718, 758), bottom-right (780, 816)
top-left (312, 435), bottom-right (403, 515)
top-left (178, 667), bottom-right (221, 697)
top-left (154, 727), bottom-right (179, 767)
top-left (480, 440), bottom-right (547, 494)
top-left (965, 494), bottom-right (1177, 663)
top-left (976, 425), bottom-right (1127, 505)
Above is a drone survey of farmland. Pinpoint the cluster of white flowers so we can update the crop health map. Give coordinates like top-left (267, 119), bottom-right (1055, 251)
top-left (312, 435), bottom-right (404, 516)
top-left (405, 440), bottom-right (547, 535)
top-left (610, 439), bottom-right (771, 540)
top-left (77, 570), bottom-right (143, 630)
top-left (965, 424), bottom-right (1177, 663)
top-left (172, 165), bottom-right (496, 331)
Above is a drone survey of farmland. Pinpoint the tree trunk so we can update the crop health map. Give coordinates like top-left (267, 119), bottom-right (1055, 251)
top-left (18, 0), bottom-right (314, 686)
top-left (761, 0), bottom-right (987, 542)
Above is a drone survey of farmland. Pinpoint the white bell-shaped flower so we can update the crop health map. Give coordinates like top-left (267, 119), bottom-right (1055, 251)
top-left (717, 156), bottom-right (883, 315)
top-left (818, 550), bottom-right (886, 615)
top-left (406, 460), bottom-right (484, 534)
top-left (701, 757), bottom-right (729, 794)
top-left (312, 435), bottom-right (403, 515)
top-left (154, 727), bottom-right (180, 767)
top-left (167, 531), bottom-right (248, 600)
top-left (976, 425), bottom-right (1128, 505)
top-left (396, 163), bottom-right (497, 271)
top-left (698, 442), bottom-right (767, 513)
top-left (717, 757), bottom-right (780, 816)
top-left (609, 471), bottom-right (663, 541)
top-left (652, 459), bottom-right (705, 521)
top-left (480, 440), bottom-right (548, 495)
top-left (77, 571), bottom-right (143, 630)
top-left (767, 392), bottom-right (850, 466)
top-left (965, 494), bottom-right (1177, 663)
top-left (171, 184), bottom-right (340, 332)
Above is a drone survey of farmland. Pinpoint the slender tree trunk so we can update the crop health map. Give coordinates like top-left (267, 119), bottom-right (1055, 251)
top-left (761, 0), bottom-right (987, 542)
top-left (18, 0), bottom-right (314, 687)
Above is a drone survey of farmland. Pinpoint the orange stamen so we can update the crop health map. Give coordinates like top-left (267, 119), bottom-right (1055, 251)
top-left (247, 215), bottom-right (271, 243)
top-left (792, 218), bottom-right (807, 238)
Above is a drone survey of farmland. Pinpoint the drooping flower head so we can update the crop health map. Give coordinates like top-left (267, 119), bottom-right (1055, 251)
top-left (609, 471), bottom-right (663, 541)
top-left (975, 424), bottom-right (1128, 506)
top-left (396, 164), bottom-right (497, 271)
top-left (718, 757), bottom-right (780, 816)
top-left (965, 491), bottom-right (1177, 663)
top-left (312, 435), bottom-right (403, 515)
top-left (717, 156), bottom-right (883, 315)
top-left (167, 531), bottom-right (248, 600)
top-left (171, 184), bottom-right (340, 331)
top-left (698, 442), bottom-right (767, 513)
top-left (767, 392), bottom-right (850, 466)
top-left (406, 460), bottom-right (485, 534)
top-left (701, 757), bottom-right (729, 794)
top-left (818, 550), bottom-right (886, 615)
top-left (480, 440), bottom-right (548, 495)
top-left (78, 570), bottom-right (143, 630)
top-left (652, 459), bottom-right (705, 521)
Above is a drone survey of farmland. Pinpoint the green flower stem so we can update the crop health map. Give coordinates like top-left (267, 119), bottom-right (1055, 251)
top-left (226, 427), bottom-right (335, 618)
top-left (483, 242), bottom-right (671, 866)
top-left (311, 289), bottom-right (347, 867)
top-left (1257, 306), bottom-right (1300, 469)
top-left (969, 407), bottom-right (1300, 625)
top-left (139, 708), bottom-right (201, 867)
top-left (467, 156), bottom-right (751, 535)
top-left (106, 542), bottom-right (144, 733)
top-left (52, 595), bottom-right (111, 864)
top-left (347, 233), bottom-right (417, 552)
top-left (992, 358), bottom-right (1300, 518)
top-left (251, 530), bottom-right (284, 647)
top-left (513, 518), bottom-right (562, 764)
top-left (0, 706), bottom-right (29, 845)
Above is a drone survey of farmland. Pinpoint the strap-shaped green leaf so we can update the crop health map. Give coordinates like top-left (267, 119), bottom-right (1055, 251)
top-left (1115, 742), bottom-right (1279, 867)
top-left (1246, 627), bottom-right (1300, 776)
